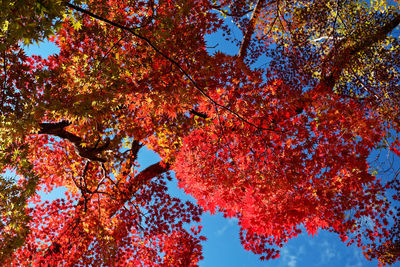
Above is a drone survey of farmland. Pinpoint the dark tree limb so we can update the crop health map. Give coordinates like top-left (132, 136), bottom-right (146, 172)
top-left (190, 109), bottom-right (208, 119)
top-left (38, 121), bottom-right (109, 162)
top-left (238, 0), bottom-right (266, 60)
top-left (320, 13), bottom-right (400, 92)
top-left (120, 140), bottom-right (142, 178)
top-left (109, 161), bottom-right (170, 218)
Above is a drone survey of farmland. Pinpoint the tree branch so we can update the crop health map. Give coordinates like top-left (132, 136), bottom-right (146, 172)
top-left (190, 109), bottom-right (208, 119)
top-left (238, 0), bottom-right (266, 60)
top-left (38, 121), bottom-right (109, 162)
top-left (119, 140), bottom-right (142, 178)
top-left (320, 13), bottom-right (400, 91)
top-left (109, 161), bottom-right (170, 218)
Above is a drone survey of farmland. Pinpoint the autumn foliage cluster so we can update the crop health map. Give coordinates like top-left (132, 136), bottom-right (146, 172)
top-left (1, 0), bottom-right (400, 266)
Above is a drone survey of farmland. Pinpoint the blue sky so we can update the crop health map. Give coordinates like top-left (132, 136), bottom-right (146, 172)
top-left (23, 14), bottom-right (388, 265)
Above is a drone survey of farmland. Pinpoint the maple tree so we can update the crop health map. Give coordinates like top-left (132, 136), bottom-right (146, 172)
top-left (1, 0), bottom-right (400, 265)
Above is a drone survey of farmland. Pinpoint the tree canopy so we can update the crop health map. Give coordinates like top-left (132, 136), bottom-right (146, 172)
top-left (1, 0), bottom-right (400, 265)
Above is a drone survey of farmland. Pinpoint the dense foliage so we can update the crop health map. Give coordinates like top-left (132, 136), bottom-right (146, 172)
top-left (1, 0), bottom-right (400, 265)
